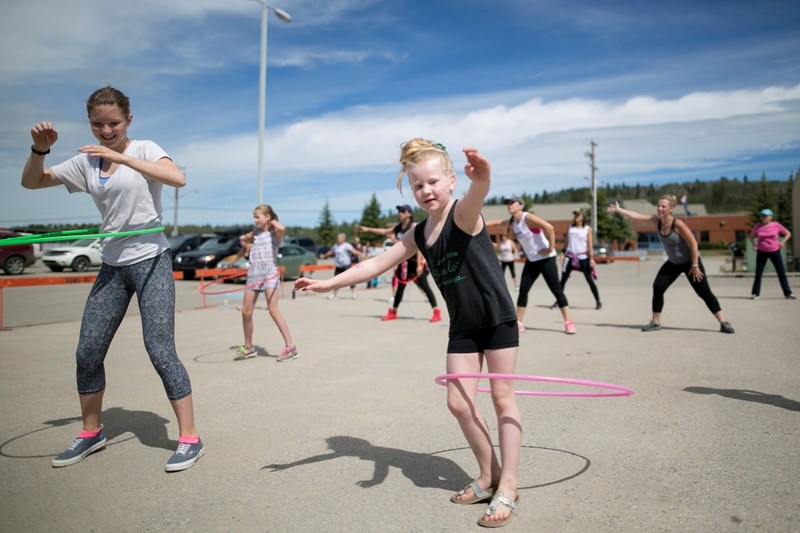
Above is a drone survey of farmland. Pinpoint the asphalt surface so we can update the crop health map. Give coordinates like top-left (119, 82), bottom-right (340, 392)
top-left (1, 256), bottom-right (798, 532)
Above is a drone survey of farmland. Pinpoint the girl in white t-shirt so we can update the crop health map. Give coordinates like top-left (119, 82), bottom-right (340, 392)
top-left (21, 86), bottom-right (203, 472)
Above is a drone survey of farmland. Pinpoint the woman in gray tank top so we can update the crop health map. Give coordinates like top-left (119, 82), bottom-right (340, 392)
top-left (608, 196), bottom-right (734, 334)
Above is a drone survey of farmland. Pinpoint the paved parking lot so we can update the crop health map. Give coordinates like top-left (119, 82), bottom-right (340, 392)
top-left (1, 257), bottom-right (798, 531)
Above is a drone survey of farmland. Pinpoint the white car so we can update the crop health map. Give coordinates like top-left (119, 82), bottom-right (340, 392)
top-left (42, 238), bottom-right (103, 272)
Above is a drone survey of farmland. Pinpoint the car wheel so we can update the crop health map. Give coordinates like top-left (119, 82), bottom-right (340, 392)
top-left (48, 265), bottom-right (64, 272)
top-left (3, 255), bottom-right (26, 275)
top-left (182, 270), bottom-right (195, 281)
top-left (71, 256), bottom-right (90, 272)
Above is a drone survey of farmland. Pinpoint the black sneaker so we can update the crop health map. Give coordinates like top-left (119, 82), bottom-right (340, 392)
top-left (720, 321), bottom-right (735, 334)
top-left (641, 321), bottom-right (661, 332)
top-left (165, 438), bottom-right (205, 472)
top-left (787, 294), bottom-right (797, 300)
top-left (51, 429), bottom-right (107, 467)
top-left (596, 302), bottom-right (602, 310)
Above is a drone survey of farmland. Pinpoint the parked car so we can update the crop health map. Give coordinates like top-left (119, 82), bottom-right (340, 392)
top-left (0, 231), bottom-right (36, 275)
top-left (284, 236), bottom-right (318, 256)
top-left (42, 238), bottom-right (102, 272)
top-left (173, 234), bottom-right (242, 280)
top-left (367, 238), bottom-right (395, 258)
top-left (218, 243), bottom-right (318, 281)
top-left (15, 233), bottom-right (45, 260)
top-left (168, 234), bottom-right (215, 259)
top-left (593, 243), bottom-right (613, 262)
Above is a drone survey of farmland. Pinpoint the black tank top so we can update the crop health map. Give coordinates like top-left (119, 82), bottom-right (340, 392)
top-left (414, 201), bottom-right (516, 336)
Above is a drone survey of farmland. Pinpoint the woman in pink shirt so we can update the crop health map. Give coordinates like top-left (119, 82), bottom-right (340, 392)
top-left (750, 208), bottom-right (794, 300)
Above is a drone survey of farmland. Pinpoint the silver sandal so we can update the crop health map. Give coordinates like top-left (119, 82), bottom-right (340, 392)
top-left (478, 491), bottom-right (519, 528)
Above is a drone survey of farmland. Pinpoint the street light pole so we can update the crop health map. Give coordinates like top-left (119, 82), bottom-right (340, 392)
top-left (585, 140), bottom-right (598, 242)
top-left (250, 1), bottom-right (292, 205)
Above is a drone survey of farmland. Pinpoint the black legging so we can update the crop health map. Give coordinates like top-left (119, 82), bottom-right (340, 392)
top-left (500, 260), bottom-right (516, 280)
top-left (393, 260), bottom-right (438, 309)
top-left (652, 258), bottom-right (721, 314)
top-left (560, 257), bottom-right (600, 304)
top-left (517, 256), bottom-right (568, 309)
top-left (751, 250), bottom-right (792, 297)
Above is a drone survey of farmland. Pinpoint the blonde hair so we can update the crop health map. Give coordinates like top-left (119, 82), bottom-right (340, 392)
top-left (254, 204), bottom-right (278, 221)
top-left (658, 195), bottom-right (677, 209)
top-left (395, 138), bottom-right (454, 192)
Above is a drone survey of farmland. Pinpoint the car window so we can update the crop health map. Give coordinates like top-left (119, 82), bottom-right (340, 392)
top-left (199, 236), bottom-right (238, 252)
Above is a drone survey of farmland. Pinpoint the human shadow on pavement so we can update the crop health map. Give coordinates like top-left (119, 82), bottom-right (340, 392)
top-left (595, 323), bottom-right (715, 333)
top-left (0, 407), bottom-right (176, 459)
top-left (684, 387), bottom-right (800, 411)
top-left (262, 436), bottom-right (471, 490)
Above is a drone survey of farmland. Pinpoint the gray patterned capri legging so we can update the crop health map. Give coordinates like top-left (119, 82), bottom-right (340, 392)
top-left (75, 250), bottom-right (192, 400)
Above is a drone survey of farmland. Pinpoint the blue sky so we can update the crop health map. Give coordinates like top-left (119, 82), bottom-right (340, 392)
top-left (1, 0), bottom-right (799, 229)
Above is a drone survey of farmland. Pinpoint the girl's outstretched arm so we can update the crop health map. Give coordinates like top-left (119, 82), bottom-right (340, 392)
top-left (295, 232), bottom-right (418, 293)
top-left (607, 201), bottom-right (655, 224)
top-left (454, 148), bottom-right (491, 235)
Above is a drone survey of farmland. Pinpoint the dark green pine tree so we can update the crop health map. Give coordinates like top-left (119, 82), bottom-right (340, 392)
top-left (316, 200), bottom-right (336, 247)
top-left (750, 173), bottom-right (775, 227)
top-left (357, 193), bottom-right (385, 245)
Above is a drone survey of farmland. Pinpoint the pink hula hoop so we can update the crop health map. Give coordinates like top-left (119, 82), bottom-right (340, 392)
top-left (198, 270), bottom-right (281, 296)
top-left (434, 373), bottom-right (634, 398)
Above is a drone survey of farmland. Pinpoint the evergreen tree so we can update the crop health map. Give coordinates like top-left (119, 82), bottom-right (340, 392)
top-left (316, 200), bottom-right (336, 247)
top-left (751, 173), bottom-right (775, 227)
top-left (590, 188), bottom-right (634, 247)
top-left (357, 194), bottom-right (385, 245)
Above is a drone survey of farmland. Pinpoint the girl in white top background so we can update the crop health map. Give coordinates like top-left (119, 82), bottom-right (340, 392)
top-left (557, 208), bottom-right (602, 310)
top-left (495, 234), bottom-right (519, 289)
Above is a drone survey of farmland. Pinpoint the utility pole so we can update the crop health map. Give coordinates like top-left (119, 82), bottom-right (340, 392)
top-left (585, 140), bottom-right (598, 243)
top-left (172, 166), bottom-right (187, 237)
top-left (172, 187), bottom-right (179, 237)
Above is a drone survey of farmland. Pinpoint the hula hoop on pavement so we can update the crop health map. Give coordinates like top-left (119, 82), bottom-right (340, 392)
top-left (0, 226), bottom-right (165, 245)
top-left (434, 373), bottom-right (634, 398)
top-left (198, 269), bottom-right (282, 295)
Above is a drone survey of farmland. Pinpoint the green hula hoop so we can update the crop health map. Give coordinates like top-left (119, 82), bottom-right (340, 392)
top-left (0, 226), bottom-right (165, 246)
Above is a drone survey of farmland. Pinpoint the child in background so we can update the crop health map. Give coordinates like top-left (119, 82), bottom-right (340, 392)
top-left (296, 139), bottom-right (521, 527)
top-left (235, 205), bottom-right (299, 361)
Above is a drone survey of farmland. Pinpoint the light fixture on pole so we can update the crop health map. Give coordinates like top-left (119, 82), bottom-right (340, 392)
top-left (249, 0), bottom-right (292, 205)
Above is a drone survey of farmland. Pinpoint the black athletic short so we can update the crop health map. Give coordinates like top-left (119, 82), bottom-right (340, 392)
top-left (447, 320), bottom-right (519, 354)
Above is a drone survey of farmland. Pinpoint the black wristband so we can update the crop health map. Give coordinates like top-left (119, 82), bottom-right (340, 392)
top-left (31, 145), bottom-right (51, 156)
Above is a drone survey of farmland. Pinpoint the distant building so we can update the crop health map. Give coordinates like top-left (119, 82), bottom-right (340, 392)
top-left (481, 200), bottom-right (749, 250)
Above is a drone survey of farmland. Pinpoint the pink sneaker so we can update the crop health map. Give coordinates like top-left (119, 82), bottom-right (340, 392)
top-left (564, 321), bottom-right (576, 334)
top-left (277, 346), bottom-right (299, 362)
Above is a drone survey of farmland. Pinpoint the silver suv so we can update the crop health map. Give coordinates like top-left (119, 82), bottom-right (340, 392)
top-left (43, 238), bottom-right (103, 272)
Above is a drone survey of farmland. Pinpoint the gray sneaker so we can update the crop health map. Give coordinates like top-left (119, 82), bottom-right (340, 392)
top-left (720, 321), bottom-right (735, 334)
top-left (51, 430), bottom-right (107, 467)
top-left (641, 320), bottom-right (661, 332)
top-left (165, 438), bottom-right (205, 472)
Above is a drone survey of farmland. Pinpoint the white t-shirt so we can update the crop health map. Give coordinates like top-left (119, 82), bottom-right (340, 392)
top-left (566, 225), bottom-right (590, 259)
top-left (332, 242), bottom-right (355, 268)
top-left (50, 140), bottom-right (170, 266)
top-left (511, 212), bottom-right (556, 262)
